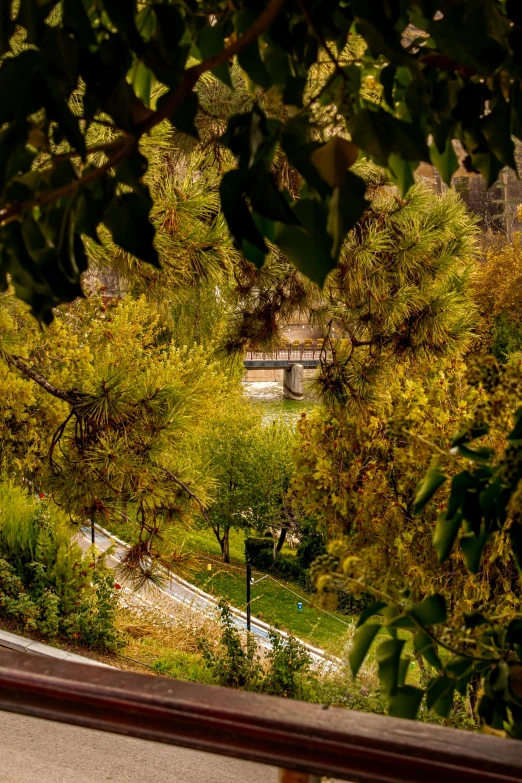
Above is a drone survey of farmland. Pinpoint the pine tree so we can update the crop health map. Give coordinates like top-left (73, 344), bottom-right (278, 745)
top-left (227, 177), bottom-right (478, 410)
top-left (0, 293), bottom-right (243, 585)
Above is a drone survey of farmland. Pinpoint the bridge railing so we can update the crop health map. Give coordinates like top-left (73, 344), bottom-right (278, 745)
top-left (1, 649), bottom-right (521, 783)
top-left (246, 342), bottom-right (327, 362)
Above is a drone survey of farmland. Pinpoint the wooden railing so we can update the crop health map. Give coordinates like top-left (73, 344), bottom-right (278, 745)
top-left (0, 649), bottom-right (521, 783)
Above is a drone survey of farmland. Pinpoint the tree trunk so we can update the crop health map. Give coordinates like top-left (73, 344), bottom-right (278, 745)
top-left (275, 526), bottom-right (288, 554)
top-left (220, 528), bottom-right (231, 563)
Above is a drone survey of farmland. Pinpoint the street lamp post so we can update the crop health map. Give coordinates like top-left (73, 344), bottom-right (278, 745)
top-left (246, 562), bottom-right (251, 632)
top-left (246, 566), bottom-right (269, 633)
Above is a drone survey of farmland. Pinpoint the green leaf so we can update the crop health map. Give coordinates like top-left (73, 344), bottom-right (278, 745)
top-left (380, 64), bottom-right (396, 108)
top-left (46, 100), bottom-right (86, 159)
top-left (386, 614), bottom-right (416, 630)
top-left (274, 199), bottom-right (335, 287)
top-left (310, 136), bottom-right (359, 188)
top-left (413, 630), bottom-right (442, 670)
top-left (456, 444), bottom-right (495, 464)
top-left (376, 638), bottom-right (405, 697)
top-left (144, 5), bottom-right (187, 86)
top-left (413, 468), bottom-right (447, 515)
top-left (326, 172), bottom-right (367, 258)
top-left (482, 99), bottom-right (517, 171)
top-left (356, 600), bottom-right (387, 628)
top-left (350, 109), bottom-right (429, 168)
top-left (433, 509), bottom-right (463, 562)
top-left (444, 655), bottom-right (474, 678)
top-left (349, 624), bottom-right (380, 677)
top-left (116, 150), bottom-right (149, 198)
top-left (220, 170), bottom-right (268, 262)
top-left (508, 407), bottom-right (522, 441)
top-left (411, 594), bottom-right (447, 626)
top-left (161, 90), bottom-right (199, 139)
top-left (197, 24), bottom-right (232, 88)
top-left (460, 532), bottom-right (488, 574)
top-left (388, 154), bottom-right (416, 195)
top-left (463, 611), bottom-right (490, 629)
top-left (0, 0), bottom-right (14, 55)
top-left (429, 138), bottom-right (459, 186)
top-left (236, 11), bottom-right (271, 89)
top-left (446, 471), bottom-right (475, 521)
top-left (0, 50), bottom-right (45, 125)
top-left (221, 108), bottom-right (279, 170)
top-left (102, 0), bottom-right (144, 53)
top-left (246, 171), bottom-right (298, 226)
top-left (62, 0), bottom-right (97, 45)
top-left (103, 193), bottom-right (159, 268)
top-left (128, 59), bottom-right (154, 107)
top-left (426, 676), bottom-right (455, 717)
top-left (388, 685), bottom-right (424, 720)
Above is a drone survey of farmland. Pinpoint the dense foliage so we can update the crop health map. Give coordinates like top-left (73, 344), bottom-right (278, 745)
top-left (300, 339), bottom-right (522, 733)
top-left (0, 482), bottom-right (120, 648)
top-left (1, 0), bottom-right (521, 321)
top-left (0, 291), bottom-right (245, 583)
top-left (3, 0), bottom-right (522, 744)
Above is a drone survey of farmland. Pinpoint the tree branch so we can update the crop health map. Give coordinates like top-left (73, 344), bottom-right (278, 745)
top-left (159, 466), bottom-right (212, 525)
top-left (5, 353), bottom-right (81, 405)
top-left (0, 0), bottom-right (287, 227)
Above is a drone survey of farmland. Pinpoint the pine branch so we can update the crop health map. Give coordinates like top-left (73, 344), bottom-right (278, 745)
top-left (159, 465), bottom-right (211, 525)
top-left (0, 0), bottom-right (287, 227)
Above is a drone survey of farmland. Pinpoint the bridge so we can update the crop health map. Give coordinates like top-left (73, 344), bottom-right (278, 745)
top-left (244, 342), bottom-right (323, 369)
top-left (244, 343), bottom-right (324, 399)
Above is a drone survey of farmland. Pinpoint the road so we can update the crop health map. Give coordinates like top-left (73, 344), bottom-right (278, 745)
top-left (0, 710), bottom-right (278, 783)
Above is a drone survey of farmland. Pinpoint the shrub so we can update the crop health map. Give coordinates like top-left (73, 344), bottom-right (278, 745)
top-left (0, 482), bottom-right (121, 649)
top-left (262, 630), bottom-right (311, 699)
top-left (245, 536), bottom-right (303, 583)
top-left (198, 599), bottom-right (262, 689)
top-left (199, 599), bottom-right (312, 699)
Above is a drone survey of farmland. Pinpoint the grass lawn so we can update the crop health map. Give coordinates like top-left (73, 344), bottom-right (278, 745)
top-left (171, 526), bottom-right (353, 656)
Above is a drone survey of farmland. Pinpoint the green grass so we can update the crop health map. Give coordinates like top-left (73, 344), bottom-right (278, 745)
top-left (167, 526), bottom-right (352, 656)
top-left (191, 564), bottom-right (352, 655)
top-left (104, 521), bottom-right (353, 655)
top-left (152, 650), bottom-right (217, 684)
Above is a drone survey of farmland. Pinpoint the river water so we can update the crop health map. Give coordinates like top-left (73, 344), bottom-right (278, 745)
top-left (242, 381), bottom-right (315, 424)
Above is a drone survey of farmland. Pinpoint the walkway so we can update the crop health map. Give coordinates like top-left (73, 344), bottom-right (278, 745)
top-left (0, 711), bottom-right (277, 783)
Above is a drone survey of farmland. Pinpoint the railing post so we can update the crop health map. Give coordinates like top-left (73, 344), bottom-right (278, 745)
top-left (278, 771), bottom-right (320, 783)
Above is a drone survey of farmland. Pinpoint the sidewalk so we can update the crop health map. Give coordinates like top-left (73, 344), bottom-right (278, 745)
top-left (0, 627), bottom-right (111, 667)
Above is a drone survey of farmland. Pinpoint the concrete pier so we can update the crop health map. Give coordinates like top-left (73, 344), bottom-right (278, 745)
top-left (283, 364), bottom-right (304, 400)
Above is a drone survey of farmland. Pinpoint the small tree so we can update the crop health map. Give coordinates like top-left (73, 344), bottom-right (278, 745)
top-left (200, 398), bottom-right (262, 562)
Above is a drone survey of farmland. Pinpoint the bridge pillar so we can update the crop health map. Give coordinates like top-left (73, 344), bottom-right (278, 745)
top-left (283, 363), bottom-right (303, 400)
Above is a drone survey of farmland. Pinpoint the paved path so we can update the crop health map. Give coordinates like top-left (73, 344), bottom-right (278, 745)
top-left (1, 711), bottom-right (278, 783)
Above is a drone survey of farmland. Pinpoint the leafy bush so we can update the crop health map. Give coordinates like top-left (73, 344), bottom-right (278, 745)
top-left (199, 600), bottom-right (312, 699)
top-left (0, 483), bottom-right (121, 649)
top-left (198, 600), bottom-right (262, 689)
top-left (262, 630), bottom-right (311, 698)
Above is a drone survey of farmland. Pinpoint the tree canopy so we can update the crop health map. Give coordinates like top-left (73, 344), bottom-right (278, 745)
top-left (1, 0), bottom-right (521, 320)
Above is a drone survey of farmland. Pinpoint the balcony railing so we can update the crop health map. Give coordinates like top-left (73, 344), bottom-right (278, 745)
top-left (0, 649), bottom-right (521, 783)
